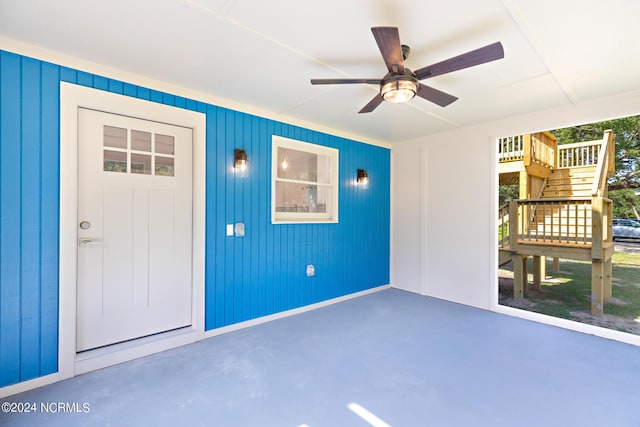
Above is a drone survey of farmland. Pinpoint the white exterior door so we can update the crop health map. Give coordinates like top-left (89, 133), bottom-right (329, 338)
top-left (76, 108), bottom-right (193, 352)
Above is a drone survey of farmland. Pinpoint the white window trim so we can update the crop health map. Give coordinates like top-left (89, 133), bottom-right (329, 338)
top-left (272, 135), bottom-right (339, 224)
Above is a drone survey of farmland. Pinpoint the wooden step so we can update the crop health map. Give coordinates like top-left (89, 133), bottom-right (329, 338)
top-left (543, 188), bottom-right (592, 195)
top-left (542, 190), bottom-right (592, 198)
top-left (546, 174), bottom-right (594, 183)
top-left (538, 166), bottom-right (597, 199)
top-left (546, 178), bottom-right (595, 187)
top-left (544, 180), bottom-right (593, 189)
top-left (549, 166), bottom-right (596, 176)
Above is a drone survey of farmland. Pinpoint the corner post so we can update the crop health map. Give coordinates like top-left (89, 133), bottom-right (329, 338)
top-left (513, 255), bottom-right (528, 299)
top-left (591, 260), bottom-right (604, 315)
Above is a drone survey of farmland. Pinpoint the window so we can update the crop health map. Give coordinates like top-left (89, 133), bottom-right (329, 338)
top-left (272, 136), bottom-right (339, 223)
top-left (103, 125), bottom-right (175, 177)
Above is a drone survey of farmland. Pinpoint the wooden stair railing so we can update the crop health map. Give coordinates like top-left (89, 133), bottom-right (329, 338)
top-left (506, 197), bottom-right (612, 252)
top-left (591, 130), bottom-right (615, 197)
top-left (498, 203), bottom-right (510, 248)
top-left (519, 198), bottom-right (593, 245)
top-left (498, 135), bottom-right (525, 163)
top-left (498, 203), bottom-right (513, 267)
top-left (498, 132), bottom-right (557, 167)
top-left (524, 132), bottom-right (556, 171)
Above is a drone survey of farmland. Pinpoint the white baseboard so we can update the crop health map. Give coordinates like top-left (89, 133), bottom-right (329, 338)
top-left (203, 285), bottom-right (391, 339)
top-left (0, 285), bottom-right (390, 398)
top-left (0, 373), bottom-right (62, 399)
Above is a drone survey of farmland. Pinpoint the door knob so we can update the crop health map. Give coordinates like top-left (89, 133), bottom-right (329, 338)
top-left (79, 237), bottom-right (101, 246)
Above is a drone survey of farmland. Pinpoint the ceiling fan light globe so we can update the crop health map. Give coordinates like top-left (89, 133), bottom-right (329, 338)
top-left (381, 80), bottom-right (417, 103)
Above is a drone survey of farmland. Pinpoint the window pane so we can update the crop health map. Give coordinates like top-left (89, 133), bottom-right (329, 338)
top-left (131, 130), bottom-right (151, 152)
top-left (277, 147), bottom-right (319, 182)
top-left (275, 182), bottom-right (328, 213)
top-left (131, 153), bottom-right (151, 175)
top-left (155, 156), bottom-right (174, 176)
top-left (104, 125), bottom-right (127, 149)
top-left (104, 150), bottom-right (127, 172)
top-left (155, 134), bottom-right (175, 155)
top-left (316, 154), bottom-right (331, 184)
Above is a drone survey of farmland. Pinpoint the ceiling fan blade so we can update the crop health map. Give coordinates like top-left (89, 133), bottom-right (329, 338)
top-left (359, 94), bottom-right (384, 113)
top-left (311, 78), bottom-right (382, 85)
top-left (416, 83), bottom-right (458, 107)
top-left (371, 27), bottom-right (405, 75)
top-left (414, 42), bottom-right (504, 80)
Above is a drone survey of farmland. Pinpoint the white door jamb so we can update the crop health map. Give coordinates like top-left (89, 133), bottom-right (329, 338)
top-left (59, 82), bottom-right (206, 379)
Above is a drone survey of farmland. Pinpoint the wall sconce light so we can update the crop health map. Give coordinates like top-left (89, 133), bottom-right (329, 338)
top-left (357, 168), bottom-right (369, 185)
top-left (234, 149), bottom-right (248, 171)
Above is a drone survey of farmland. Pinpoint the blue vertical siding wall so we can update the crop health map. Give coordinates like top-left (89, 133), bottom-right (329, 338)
top-left (0, 50), bottom-right (390, 388)
top-left (0, 52), bottom-right (60, 387)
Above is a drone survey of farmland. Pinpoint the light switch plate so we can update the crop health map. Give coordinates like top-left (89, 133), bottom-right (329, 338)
top-left (234, 222), bottom-right (245, 237)
top-left (226, 224), bottom-right (234, 236)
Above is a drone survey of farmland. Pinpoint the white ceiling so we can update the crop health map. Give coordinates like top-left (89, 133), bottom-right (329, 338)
top-left (1, 0), bottom-right (639, 145)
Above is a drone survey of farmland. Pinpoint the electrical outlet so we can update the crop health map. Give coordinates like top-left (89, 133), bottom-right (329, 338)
top-left (306, 264), bottom-right (315, 277)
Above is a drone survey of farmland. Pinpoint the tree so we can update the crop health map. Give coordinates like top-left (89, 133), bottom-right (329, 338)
top-left (608, 189), bottom-right (640, 218)
top-left (549, 115), bottom-right (640, 190)
top-left (498, 184), bottom-right (519, 206)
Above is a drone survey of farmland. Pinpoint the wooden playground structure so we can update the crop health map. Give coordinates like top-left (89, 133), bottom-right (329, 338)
top-left (498, 130), bottom-right (616, 315)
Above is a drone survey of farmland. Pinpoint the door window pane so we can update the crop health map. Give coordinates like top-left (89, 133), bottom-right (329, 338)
top-left (131, 153), bottom-right (152, 175)
top-left (104, 126), bottom-right (127, 149)
top-left (155, 134), bottom-right (175, 155)
top-left (104, 150), bottom-right (127, 173)
top-left (131, 130), bottom-right (152, 152)
top-left (155, 156), bottom-right (174, 176)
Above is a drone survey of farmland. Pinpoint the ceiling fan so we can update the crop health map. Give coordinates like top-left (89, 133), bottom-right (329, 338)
top-left (310, 27), bottom-right (504, 113)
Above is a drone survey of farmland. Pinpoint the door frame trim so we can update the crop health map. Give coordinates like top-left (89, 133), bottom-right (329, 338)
top-left (59, 82), bottom-right (206, 379)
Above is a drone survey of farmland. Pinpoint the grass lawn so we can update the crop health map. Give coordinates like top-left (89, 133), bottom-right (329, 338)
top-left (498, 251), bottom-right (640, 335)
